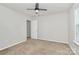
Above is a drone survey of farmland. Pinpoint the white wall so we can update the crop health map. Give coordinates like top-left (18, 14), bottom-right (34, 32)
top-left (37, 12), bottom-right (69, 43)
top-left (0, 5), bottom-right (26, 50)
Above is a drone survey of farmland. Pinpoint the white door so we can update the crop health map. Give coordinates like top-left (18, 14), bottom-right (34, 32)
top-left (31, 20), bottom-right (38, 39)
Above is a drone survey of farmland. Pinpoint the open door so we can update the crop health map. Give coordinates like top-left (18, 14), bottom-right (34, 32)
top-left (27, 20), bottom-right (31, 39)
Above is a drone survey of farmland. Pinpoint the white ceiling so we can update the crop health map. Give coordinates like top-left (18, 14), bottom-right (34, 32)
top-left (0, 3), bottom-right (73, 16)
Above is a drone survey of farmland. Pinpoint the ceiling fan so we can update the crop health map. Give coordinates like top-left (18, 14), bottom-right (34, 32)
top-left (27, 3), bottom-right (47, 14)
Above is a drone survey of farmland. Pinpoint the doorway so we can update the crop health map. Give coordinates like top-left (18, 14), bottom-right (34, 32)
top-left (27, 20), bottom-right (31, 39)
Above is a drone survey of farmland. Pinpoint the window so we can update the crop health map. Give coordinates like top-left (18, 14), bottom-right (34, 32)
top-left (74, 6), bottom-right (79, 45)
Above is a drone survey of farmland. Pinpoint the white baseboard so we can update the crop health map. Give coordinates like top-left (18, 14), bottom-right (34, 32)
top-left (37, 38), bottom-right (68, 44)
top-left (31, 37), bottom-right (38, 39)
top-left (0, 39), bottom-right (26, 51)
top-left (29, 37), bottom-right (68, 44)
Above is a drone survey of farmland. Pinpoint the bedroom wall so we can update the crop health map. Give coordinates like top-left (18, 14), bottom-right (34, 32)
top-left (37, 12), bottom-right (69, 43)
top-left (0, 5), bottom-right (26, 50)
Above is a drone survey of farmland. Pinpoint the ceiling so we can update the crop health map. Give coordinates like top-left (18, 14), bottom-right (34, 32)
top-left (0, 3), bottom-right (73, 16)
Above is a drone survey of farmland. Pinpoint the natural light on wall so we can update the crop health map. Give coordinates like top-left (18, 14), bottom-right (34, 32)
top-left (74, 6), bottom-right (79, 46)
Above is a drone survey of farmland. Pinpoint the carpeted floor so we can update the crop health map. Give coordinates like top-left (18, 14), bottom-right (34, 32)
top-left (0, 38), bottom-right (74, 55)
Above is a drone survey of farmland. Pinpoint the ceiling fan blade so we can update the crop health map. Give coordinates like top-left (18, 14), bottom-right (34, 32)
top-left (27, 8), bottom-right (34, 10)
top-left (39, 9), bottom-right (47, 11)
top-left (35, 3), bottom-right (39, 9)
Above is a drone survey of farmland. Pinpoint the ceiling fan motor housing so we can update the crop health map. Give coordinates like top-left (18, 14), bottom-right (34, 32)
top-left (35, 8), bottom-right (39, 10)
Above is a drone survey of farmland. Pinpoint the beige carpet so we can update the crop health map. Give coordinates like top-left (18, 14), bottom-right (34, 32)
top-left (0, 38), bottom-right (74, 55)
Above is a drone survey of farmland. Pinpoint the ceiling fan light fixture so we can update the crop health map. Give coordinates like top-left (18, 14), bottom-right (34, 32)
top-left (35, 10), bottom-right (38, 12)
top-left (35, 10), bottom-right (39, 14)
top-left (27, 3), bottom-right (47, 14)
